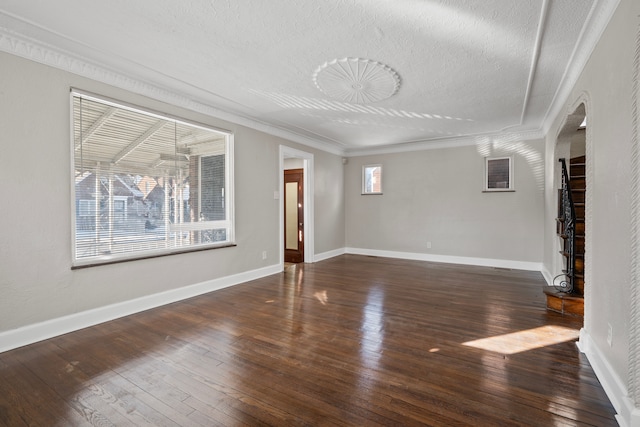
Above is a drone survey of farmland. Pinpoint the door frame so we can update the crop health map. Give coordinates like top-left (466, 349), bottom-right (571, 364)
top-left (284, 168), bottom-right (304, 263)
top-left (279, 145), bottom-right (314, 265)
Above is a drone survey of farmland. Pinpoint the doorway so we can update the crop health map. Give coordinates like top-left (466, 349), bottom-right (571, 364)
top-left (279, 146), bottom-right (314, 266)
top-left (284, 168), bottom-right (304, 263)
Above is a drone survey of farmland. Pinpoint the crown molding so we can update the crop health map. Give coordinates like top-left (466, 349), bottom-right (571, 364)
top-left (0, 6), bottom-right (598, 160)
top-left (541, 0), bottom-right (621, 135)
top-left (344, 129), bottom-right (545, 157)
top-left (0, 12), bottom-right (346, 156)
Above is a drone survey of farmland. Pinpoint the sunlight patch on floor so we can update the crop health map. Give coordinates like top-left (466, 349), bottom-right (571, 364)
top-left (462, 325), bottom-right (580, 355)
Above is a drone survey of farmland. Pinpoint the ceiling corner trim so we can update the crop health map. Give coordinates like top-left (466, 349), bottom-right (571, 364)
top-left (344, 129), bottom-right (545, 157)
top-left (540, 0), bottom-right (622, 135)
top-left (0, 21), bottom-right (346, 157)
top-left (519, 0), bottom-right (550, 126)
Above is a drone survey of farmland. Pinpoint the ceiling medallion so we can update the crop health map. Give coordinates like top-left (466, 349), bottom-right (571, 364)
top-left (312, 58), bottom-right (401, 104)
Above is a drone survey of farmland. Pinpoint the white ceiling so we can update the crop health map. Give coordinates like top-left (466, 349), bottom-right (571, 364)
top-left (0, 1), bottom-right (617, 155)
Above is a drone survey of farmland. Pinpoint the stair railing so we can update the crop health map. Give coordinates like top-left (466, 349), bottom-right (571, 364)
top-left (556, 158), bottom-right (576, 293)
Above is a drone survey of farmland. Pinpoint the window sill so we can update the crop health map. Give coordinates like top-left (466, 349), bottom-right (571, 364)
top-left (482, 190), bottom-right (515, 193)
top-left (71, 243), bottom-right (237, 270)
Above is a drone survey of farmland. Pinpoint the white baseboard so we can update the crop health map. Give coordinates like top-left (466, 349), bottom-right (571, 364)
top-left (578, 329), bottom-right (640, 427)
top-left (345, 247), bottom-right (543, 271)
top-left (0, 263), bottom-right (283, 354)
top-left (314, 247), bottom-right (346, 262)
top-left (541, 265), bottom-right (553, 286)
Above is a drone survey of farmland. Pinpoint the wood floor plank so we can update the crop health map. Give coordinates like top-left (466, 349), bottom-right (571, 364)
top-left (12, 342), bottom-right (137, 426)
top-left (0, 255), bottom-right (618, 426)
top-left (0, 353), bottom-right (92, 427)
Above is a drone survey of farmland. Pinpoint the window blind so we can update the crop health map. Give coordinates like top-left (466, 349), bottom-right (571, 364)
top-left (72, 91), bottom-right (234, 266)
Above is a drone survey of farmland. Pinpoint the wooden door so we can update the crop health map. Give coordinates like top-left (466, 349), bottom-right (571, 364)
top-left (284, 169), bottom-right (304, 263)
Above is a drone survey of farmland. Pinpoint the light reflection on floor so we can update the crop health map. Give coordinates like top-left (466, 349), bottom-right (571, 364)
top-left (352, 286), bottom-right (386, 406)
top-left (313, 290), bottom-right (328, 305)
top-left (462, 325), bottom-right (580, 355)
top-left (360, 286), bottom-right (385, 370)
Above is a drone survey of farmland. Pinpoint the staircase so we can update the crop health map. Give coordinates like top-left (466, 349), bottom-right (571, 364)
top-left (544, 156), bottom-right (586, 317)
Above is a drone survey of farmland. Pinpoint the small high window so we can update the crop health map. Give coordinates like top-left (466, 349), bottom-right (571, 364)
top-left (484, 157), bottom-right (513, 192)
top-left (362, 164), bottom-right (383, 195)
top-left (71, 90), bottom-right (234, 267)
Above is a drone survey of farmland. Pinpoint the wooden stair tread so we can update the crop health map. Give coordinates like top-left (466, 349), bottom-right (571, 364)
top-left (544, 287), bottom-right (584, 317)
top-left (570, 156), bottom-right (586, 164)
top-left (562, 270), bottom-right (584, 278)
top-left (543, 287), bottom-right (583, 300)
top-left (556, 217), bottom-right (584, 223)
top-left (557, 234), bottom-right (584, 239)
top-left (561, 251), bottom-right (584, 258)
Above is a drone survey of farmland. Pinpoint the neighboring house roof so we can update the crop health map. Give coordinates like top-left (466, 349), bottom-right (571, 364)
top-left (114, 175), bottom-right (143, 198)
top-left (75, 173), bottom-right (144, 200)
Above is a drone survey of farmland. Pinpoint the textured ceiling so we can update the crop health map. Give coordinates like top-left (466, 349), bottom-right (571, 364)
top-left (0, 1), bottom-right (611, 155)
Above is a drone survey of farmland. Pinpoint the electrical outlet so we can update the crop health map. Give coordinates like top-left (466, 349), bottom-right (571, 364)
top-left (262, 251), bottom-right (267, 260)
top-left (607, 323), bottom-right (613, 347)
top-left (426, 241), bottom-right (432, 249)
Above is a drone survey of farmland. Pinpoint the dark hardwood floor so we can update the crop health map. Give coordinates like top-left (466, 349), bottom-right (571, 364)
top-left (0, 255), bottom-right (617, 426)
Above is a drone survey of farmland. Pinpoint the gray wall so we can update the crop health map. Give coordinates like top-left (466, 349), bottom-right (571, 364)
top-left (283, 158), bottom-right (304, 169)
top-left (312, 149), bottom-right (347, 256)
top-left (345, 140), bottom-right (545, 263)
top-left (0, 51), bottom-right (345, 333)
top-left (543, 0), bottom-right (639, 395)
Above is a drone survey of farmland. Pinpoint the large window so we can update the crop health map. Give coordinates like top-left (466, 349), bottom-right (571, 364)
top-left (71, 90), bottom-right (234, 267)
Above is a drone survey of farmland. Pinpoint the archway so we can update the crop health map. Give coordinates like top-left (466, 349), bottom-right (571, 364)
top-left (548, 103), bottom-right (588, 320)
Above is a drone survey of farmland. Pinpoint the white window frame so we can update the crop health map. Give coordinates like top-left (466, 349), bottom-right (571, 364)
top-left (78, 199), bottom-right (95, 217)
top-left (70, 89), bottom-right (235, 268)
top-left (171, 150), bottom-right (233, 237)
top-left (484, 156), bottom-right (514, 192)
top-left (112, 196), bottom-right (128, 220)
top-left (362, 164), bottom-right (383, 195)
